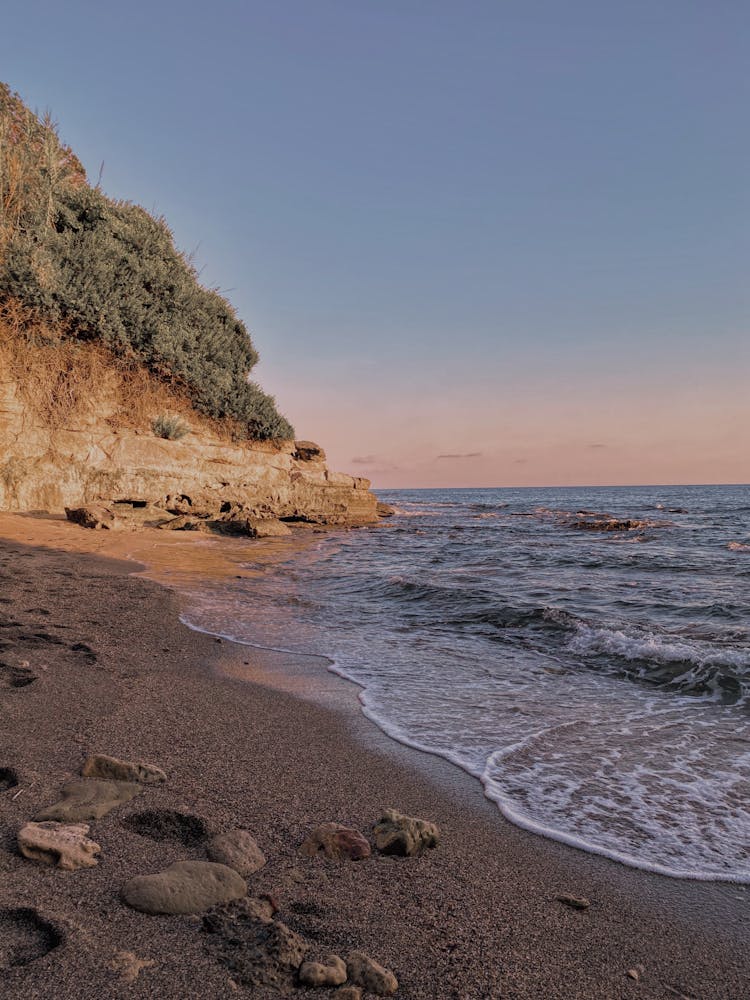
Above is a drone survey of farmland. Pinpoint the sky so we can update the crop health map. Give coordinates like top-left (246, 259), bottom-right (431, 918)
top-left (2, 1), bottom-right (748, 487)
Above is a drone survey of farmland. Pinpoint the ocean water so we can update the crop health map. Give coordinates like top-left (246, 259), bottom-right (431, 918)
top-left (181, 485), bottom-right (750, 882)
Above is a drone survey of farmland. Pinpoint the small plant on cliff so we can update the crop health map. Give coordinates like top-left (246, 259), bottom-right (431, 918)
top-left (0, 83), bottom-right (294, 441)
top-left (151, 415), bottom-right (190, 441)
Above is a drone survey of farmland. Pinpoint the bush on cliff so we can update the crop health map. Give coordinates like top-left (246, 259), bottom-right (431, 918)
top-left (0, 83), bottom-right (293, 440)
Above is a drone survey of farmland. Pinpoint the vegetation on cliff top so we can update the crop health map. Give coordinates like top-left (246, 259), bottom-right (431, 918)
top-left (0, 83), bottom-right (293, 440)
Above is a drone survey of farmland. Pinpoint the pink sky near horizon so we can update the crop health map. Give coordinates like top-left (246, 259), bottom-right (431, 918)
top-left (264, 360), bottom-right (750, 490)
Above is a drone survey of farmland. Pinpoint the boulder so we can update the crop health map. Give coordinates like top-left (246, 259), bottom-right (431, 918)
top-left (299, 954), bottom-right (347, 987)
top-left (158, 514), bottom-right (209, 532)
top-left (244, 517), bottom-right (292, 538)
top-left (294, 441), bottom-right (326, 462)
top-left (122, 860), bottom-right (247, 915)
top-left (65, 505), bottom-right (120, 530)
top-left (203, 898), bottom-right (308, 989)
top-left (18, 821), bottom-right (100, 870)
top-left (372, 809), bottom-right (439, 857)
top-left (300, 822), bottom-right (371, 861)
top-left (35, 779), bottom-right (142, 822)
top-left (81, 753), bottom-right (167, 785)
top-left (206, 829), bottom-right (266, 877)
top-left (346, 951), bottom-right (398, 995)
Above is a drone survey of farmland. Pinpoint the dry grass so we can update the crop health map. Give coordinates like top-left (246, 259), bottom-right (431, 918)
top-left (0, 299), bottom-right (244, 441)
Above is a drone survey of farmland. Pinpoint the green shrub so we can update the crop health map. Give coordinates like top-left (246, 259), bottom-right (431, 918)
top-left (151, 415), bottom-right (190, 440)
top-left (0, 84), bottom-right (293, 441)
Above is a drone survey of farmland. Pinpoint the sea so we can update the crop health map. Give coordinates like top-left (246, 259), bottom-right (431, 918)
top-left (178, 485), bottom-right (750, 883)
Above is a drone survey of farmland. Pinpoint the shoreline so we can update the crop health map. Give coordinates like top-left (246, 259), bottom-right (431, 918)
top-left (0, 513), bottom-right (748, 998)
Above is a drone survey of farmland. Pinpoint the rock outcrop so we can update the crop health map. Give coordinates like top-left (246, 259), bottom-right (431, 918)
top-left (0, 368), bottom-right (378, 525)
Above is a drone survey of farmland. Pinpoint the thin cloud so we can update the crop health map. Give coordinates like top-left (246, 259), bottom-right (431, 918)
top-left (513, 458), bottom-right (527, 465)
top-left (350, 455), bottom-right (378, 464)
top-left (588, 443), bottom-right (607, 449)
top-left (436, 452), bottom-right (482, 460)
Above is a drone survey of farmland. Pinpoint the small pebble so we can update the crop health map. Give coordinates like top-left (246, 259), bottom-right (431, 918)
top-left (556, 894), bottom-right (590, 910)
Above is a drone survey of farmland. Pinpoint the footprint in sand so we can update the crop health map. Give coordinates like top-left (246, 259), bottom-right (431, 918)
top-left (123, 809), bottom-right (209, 847)
top-left (0, 661), bottom-right (38, 688)
top-left (0, 908), bottom-right (62, 970)
top-left (0, 767), bottom-right (19, 791)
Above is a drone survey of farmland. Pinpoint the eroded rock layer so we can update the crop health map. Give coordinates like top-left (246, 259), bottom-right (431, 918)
top-left (0, 375), bottom-right (377, 525)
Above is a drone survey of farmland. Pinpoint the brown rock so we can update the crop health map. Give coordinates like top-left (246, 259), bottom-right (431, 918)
top-left (372, 809), bottom-right (439, 856)
top-left (35, 779), bottom-right (142, 822)
top-left (346, 951), bottom-right (398, 995)
top-left (294, 441), bottom-right (326, 462)
top-left (299, 954), bottom-right (347, 987)
top-left (158, 514), bottom-right (209, 531)
top-left (300, 822), bottom-right (371, 861)
top-left (377, 502), bottom-right (396, 517)
top-left (18, 821), bottom-right (100, 870)
top-left (65, 505), bottom-right (120, 530)
top-left (82, 753), bottom-right (167, 785)
top-left (203, 898), bottom-right (308, 989)
top-left (244, 517), bottom-right (292, 538)
top-left (109, 951), bottom-right (155, 983)
top-left (207, 829), bottom-right (266, 877)
top-left (122, 860), bottom-right (247, 915)
top-left (336, 988), bottom-right (364, 1000)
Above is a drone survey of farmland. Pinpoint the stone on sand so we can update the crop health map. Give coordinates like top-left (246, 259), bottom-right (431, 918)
top-left (18, 821), bottom-right (101, 870)
top-left (299, 954), bottom-right (348, 987)
top-left (336, 989), bottom-right (363, 1000)
top-left (122, 861), bottom-right (247, 915)
top-left (207, 829), bottom-right (266, 877)
top-left (203, 897), bottom-right (309, 990)
top-left (110, 950), bottom-right (156, 983)
top-left (556, 894), bottom-right (591, 910)
top-left (300, 822), bottom-right (371, 861)
top-left (64, 505), bottom-right (121, 530)
top-left (35, 778), bottom-right (142, 822)
top-left (346, 951), bottom-right (399, 995)
top-left (82, 753), bottom-right (167, 785)
top-left (372, 808), bottom-right (439, 856)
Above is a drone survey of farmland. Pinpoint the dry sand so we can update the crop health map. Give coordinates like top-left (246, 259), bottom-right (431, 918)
top-left (0, 512), bottom-right (747, 999)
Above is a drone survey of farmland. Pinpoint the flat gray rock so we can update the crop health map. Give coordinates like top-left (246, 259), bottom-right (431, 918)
top-left (122, 860), bottom-right (247, 915)
top-left (35, 779), bottom-right (142, 822)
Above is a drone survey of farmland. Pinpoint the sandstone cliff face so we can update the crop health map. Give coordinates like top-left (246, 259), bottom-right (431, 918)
top-left (0, 376), bottom-right (377, 526)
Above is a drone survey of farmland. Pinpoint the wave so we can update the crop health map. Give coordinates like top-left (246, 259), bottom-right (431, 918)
top-left (567, 624), bottom-right (750, 703)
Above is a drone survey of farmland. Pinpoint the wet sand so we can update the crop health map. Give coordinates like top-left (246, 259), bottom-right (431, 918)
top-left (0, 513), bottom-right (747, 999)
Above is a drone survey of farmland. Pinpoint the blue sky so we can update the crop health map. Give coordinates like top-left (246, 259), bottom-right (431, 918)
top-left (2, 1), bottom-right (748, 485)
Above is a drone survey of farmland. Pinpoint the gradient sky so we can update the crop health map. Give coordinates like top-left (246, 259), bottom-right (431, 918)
top-left (2, 1), bottom-right (748, 487)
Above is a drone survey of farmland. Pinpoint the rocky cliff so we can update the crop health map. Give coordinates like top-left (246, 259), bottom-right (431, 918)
top-left (0, 365), bottom-right (377, 528)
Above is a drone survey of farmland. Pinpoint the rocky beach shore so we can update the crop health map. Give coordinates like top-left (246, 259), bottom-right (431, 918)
top-left (0, 513), bottom-right (748, 1000)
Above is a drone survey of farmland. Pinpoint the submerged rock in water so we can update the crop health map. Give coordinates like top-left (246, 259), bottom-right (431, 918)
top-left (122, 861), bottom-right (247, 915)
top-left (300, 822), bottom-right (371, 861)
top-left (35, 779), bottom-right (142, 822)
top-left (346, 951), bottom-right (399, 995)
top-left (82, 753), bottom-right (167, 785)
top-left (372, 809), bottom-right (439, 856)
top-left (18, 821), bottom-right (100, 870)
top-left (207, 829), bottom-right (266, 877)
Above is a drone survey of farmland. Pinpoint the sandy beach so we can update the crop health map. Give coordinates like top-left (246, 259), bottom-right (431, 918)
top-left (0, 513), bottom-right (748, 999)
